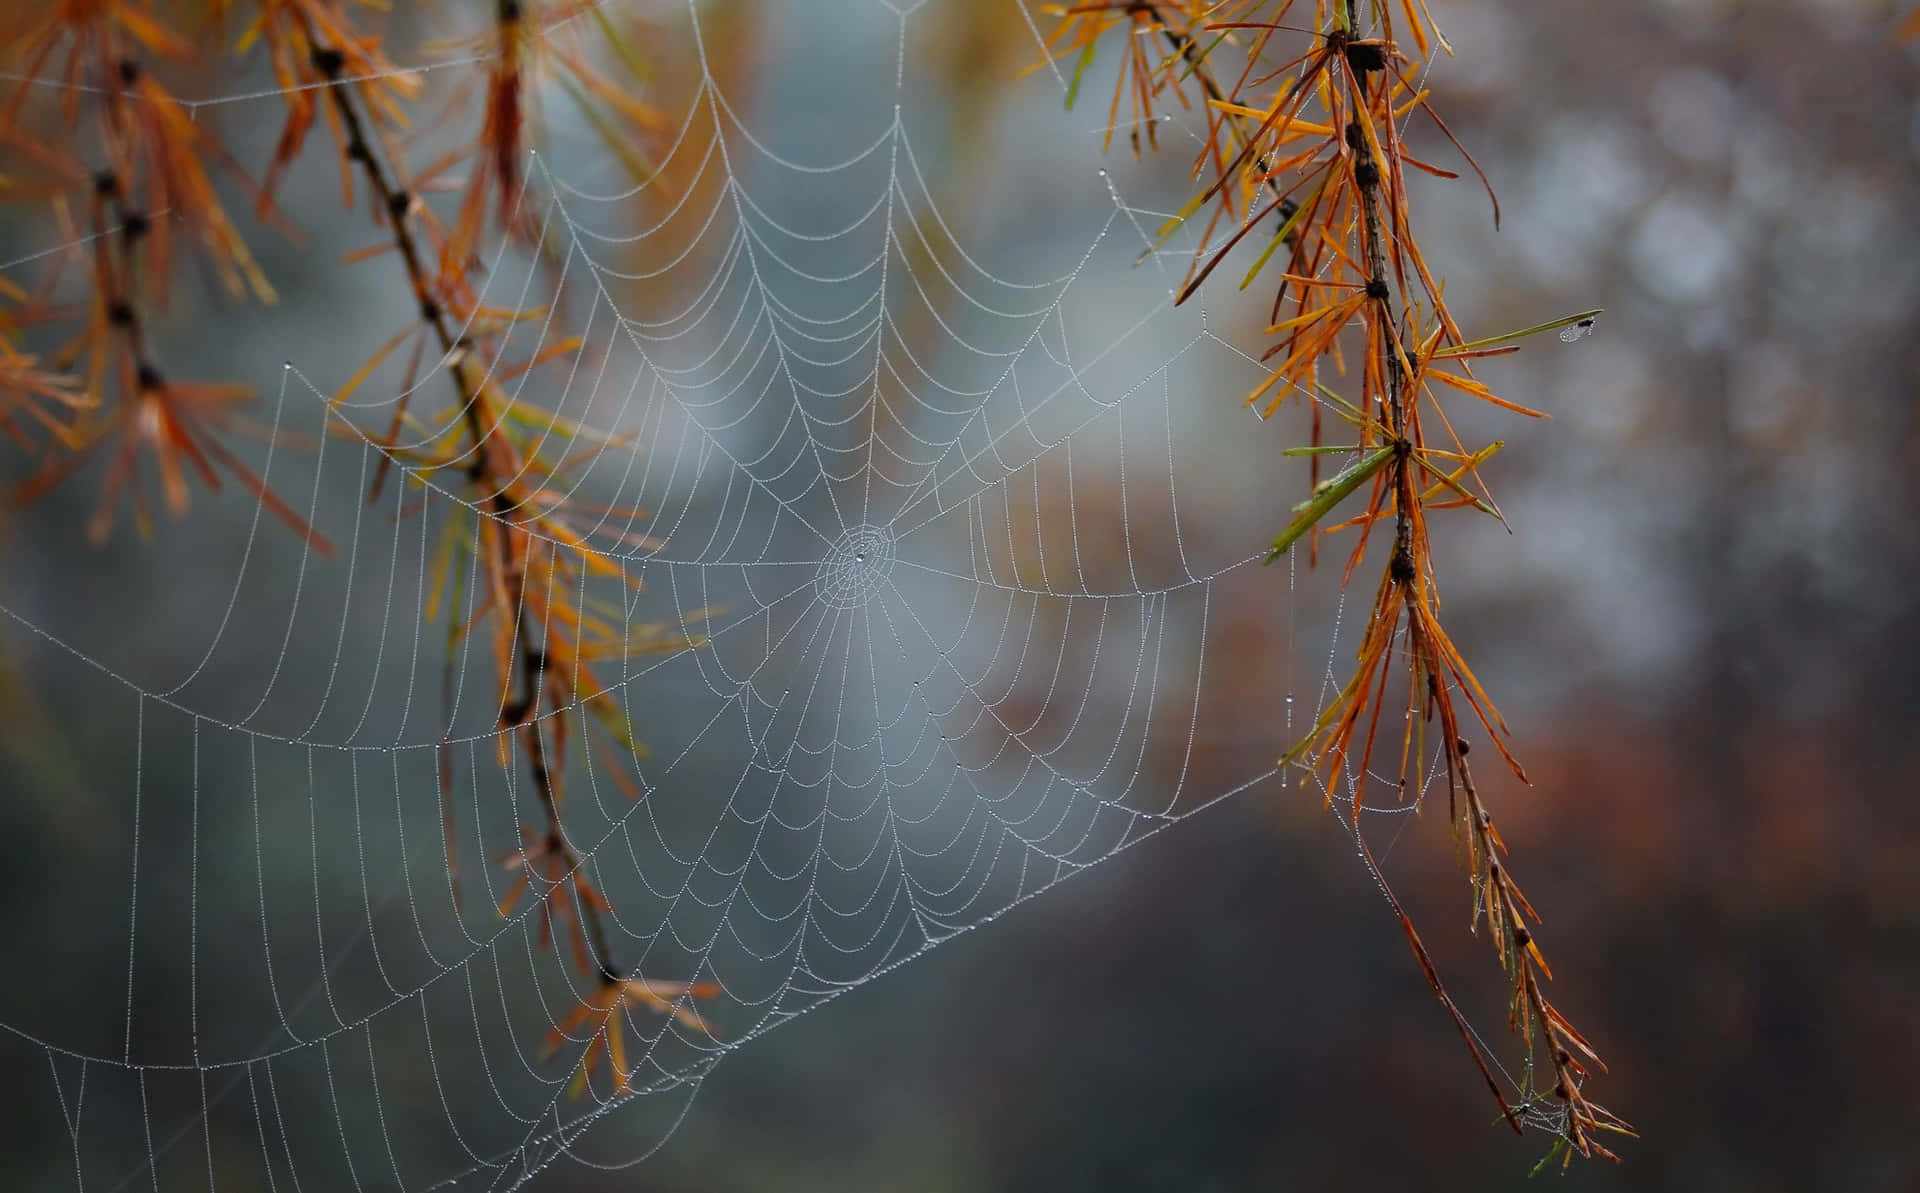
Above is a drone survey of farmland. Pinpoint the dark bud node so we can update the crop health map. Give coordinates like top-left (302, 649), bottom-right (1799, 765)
top-left (1389, 548), bottom-right (1416, 583)
top-left (388, 190), bottom-right (413, 220)
top-left (419, 297), bottom-right (441, 323)
top-left (1344, 41), bottom-right (1387, 74)
top-left (1353, 160), bottom-right (1379, 189)
top-left (122, 211), bottom-right (151, 242)
top-left (346, 141), bottom-right (372, 164)
top-left (1513, 926), bottom-right (1531, 946)
top-left (500, 0), bottom-right (524, 20)
top-left (310, 46), bottom-right (346, 77)
top-left (107, 302), bottom-right (135, 327)
top-left (499, 697), bottom-right (531, 726)
top-left (1365, 277), bottom-right (1390, 301)
top-left (1346, 120), bottom-right (1367, 151)
top-left (94, 171), bottom-right (120, 198)
top-left (134, 362), bottom-right (164, 393)
top-left (1455, 737), bottom-right (1470, 756)
top-left (117, 59), bottom-right (141, 87)
top-left (1275, 197), bottom-right (1301, 246)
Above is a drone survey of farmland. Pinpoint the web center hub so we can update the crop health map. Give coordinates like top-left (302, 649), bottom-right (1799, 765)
top-left (816, 524), bottom-right (896, 610)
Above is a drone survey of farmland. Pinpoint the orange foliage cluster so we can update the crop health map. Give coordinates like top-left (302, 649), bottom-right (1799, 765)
top-left (545, 973), bottom-right (723, 1097)
top-left (0, 0), bottom-right (318, 545)
top-left (0, 0), bottom-right (711, 1096)
top-left (1045, 0), bottom-right (1627, 1164)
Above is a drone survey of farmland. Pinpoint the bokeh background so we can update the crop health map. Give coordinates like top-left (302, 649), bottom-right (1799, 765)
top-left (2, 1), bottom-right (1917, 1191)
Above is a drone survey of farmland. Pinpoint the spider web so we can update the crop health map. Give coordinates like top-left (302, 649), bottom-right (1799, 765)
top-left (0, 2), bottom-right (1500, 1189)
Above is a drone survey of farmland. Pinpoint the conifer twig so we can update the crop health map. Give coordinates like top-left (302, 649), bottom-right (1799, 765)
top-left (306, 31), bottom-right (623, 979)
top-left (1047, 0), bottom-right (1629, 1162)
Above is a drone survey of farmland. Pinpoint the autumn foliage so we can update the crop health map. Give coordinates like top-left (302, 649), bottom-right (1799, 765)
top-left (0, 0), bottom-right (712, 1098)
top-left (1043, 0), bottom-right (1628, 1164)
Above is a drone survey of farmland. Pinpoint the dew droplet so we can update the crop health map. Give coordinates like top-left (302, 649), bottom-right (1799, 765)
top-left (1559, 317), bottom-right (1596, 344)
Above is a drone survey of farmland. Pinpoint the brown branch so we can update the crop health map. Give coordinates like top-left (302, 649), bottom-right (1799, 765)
top-left (1337, 13), bottom-right (1530, 1136)
top-left (309, 35), bottom-right (623, 983)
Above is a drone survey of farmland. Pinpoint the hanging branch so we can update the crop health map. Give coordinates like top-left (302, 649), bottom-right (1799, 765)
top-left (1045, 0), bottom-right (1629, 1163)
top-left (263, 0), bottom-right (713, 1093)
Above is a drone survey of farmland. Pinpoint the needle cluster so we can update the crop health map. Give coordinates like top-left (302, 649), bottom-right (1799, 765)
top-left (1, 0), bottom-right (714, 1098)
top-left (1045, 0), bottom-right (1628, 1162)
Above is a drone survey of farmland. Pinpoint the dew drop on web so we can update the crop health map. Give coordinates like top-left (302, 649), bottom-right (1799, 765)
top-left (1559, 317), bottom-right (1596, 343)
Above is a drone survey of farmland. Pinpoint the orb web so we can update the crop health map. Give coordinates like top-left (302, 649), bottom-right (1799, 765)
top-left (0, 2), bottom-right (1501, 1190)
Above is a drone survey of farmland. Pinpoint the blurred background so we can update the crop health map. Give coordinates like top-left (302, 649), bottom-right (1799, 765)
top-left (2, 1), bottom-right (1917, 1191)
